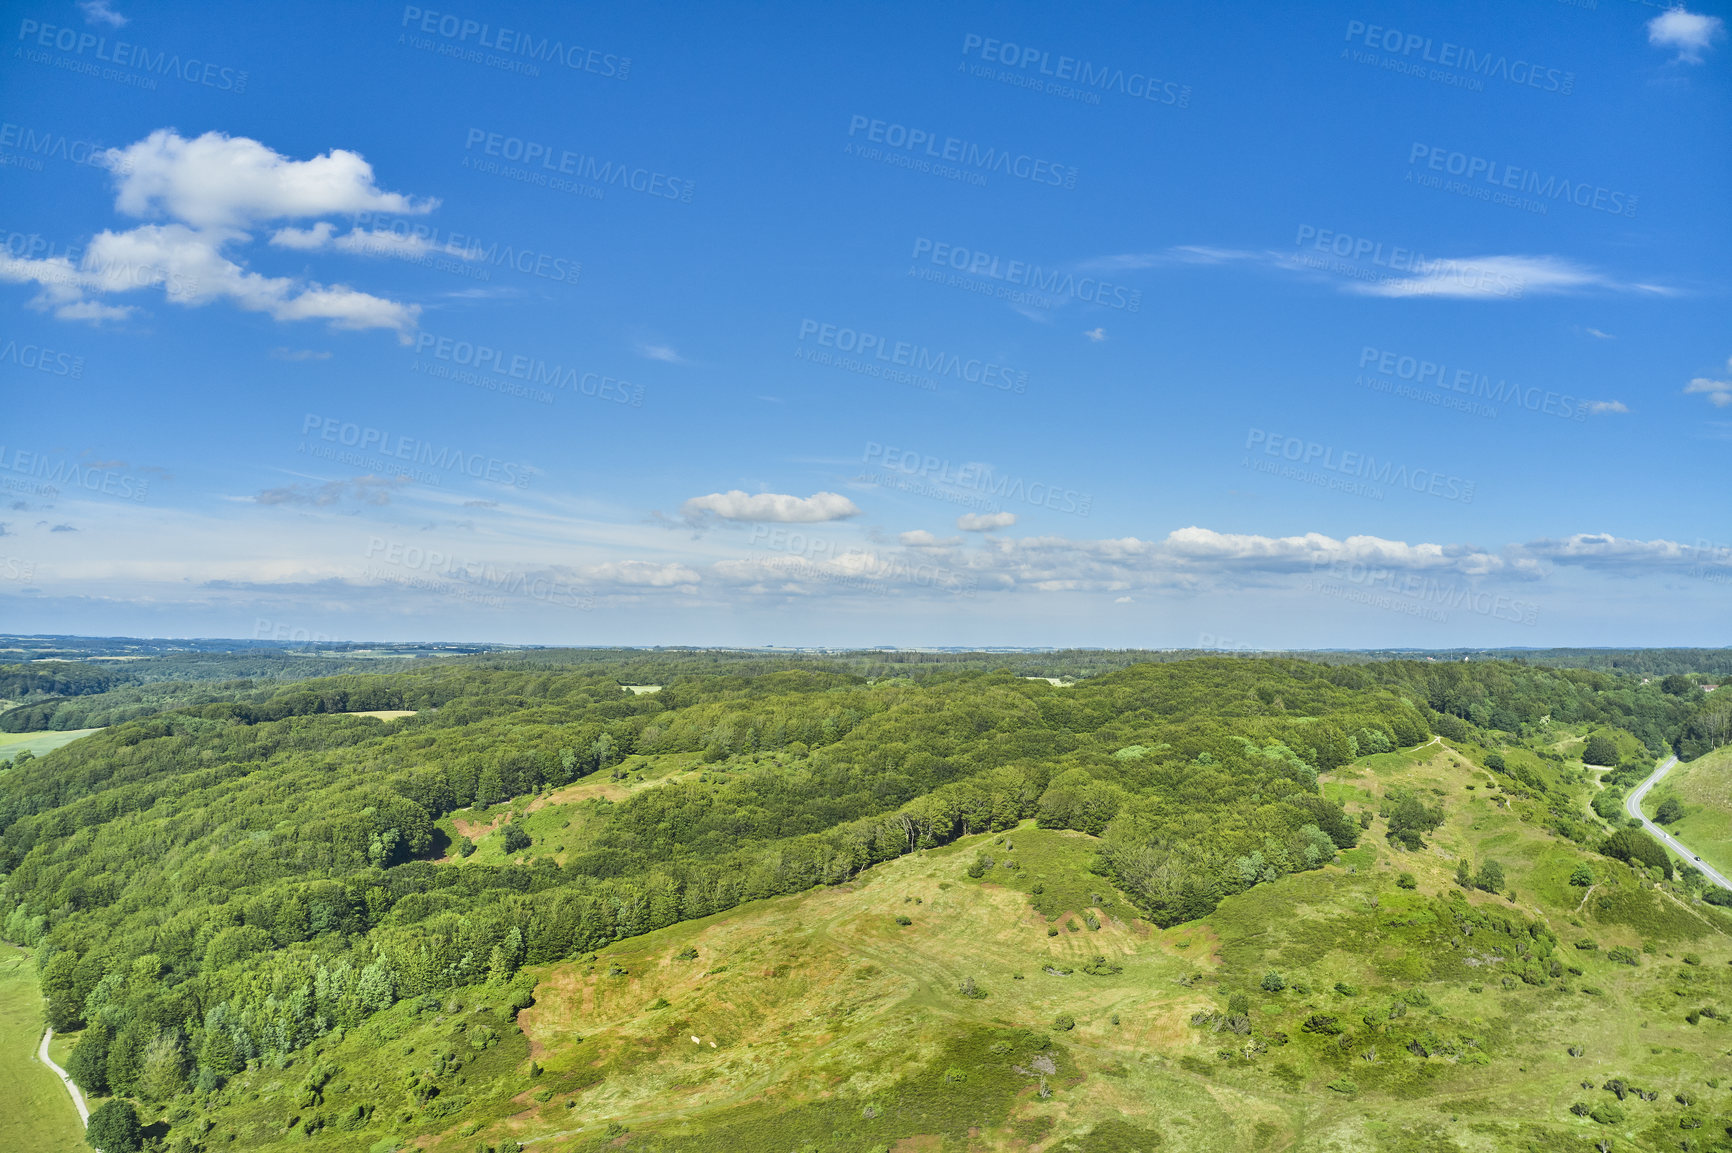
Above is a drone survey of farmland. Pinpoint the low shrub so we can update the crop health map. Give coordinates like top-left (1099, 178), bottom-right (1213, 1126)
top-left (1588, 1103), bottom-right (1625, 1125)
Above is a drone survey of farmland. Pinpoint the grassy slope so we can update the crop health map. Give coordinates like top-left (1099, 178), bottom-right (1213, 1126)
top-left (0, 728), bottom-right (101, 759)
top-left (150, 742), bottom-right (1732, 1152)
top-left (437, 753), bottom-right (708, 866)
top-left (1644, 743), bottom-right (1732, 881)
top-left (0, 946), bottom-right (87, 1153)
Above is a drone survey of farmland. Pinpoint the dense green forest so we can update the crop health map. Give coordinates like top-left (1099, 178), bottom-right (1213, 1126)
top-left (0, 654), bottom-right (431, 733)
top-left (8, 640), bottom-right (1730, 735)
top-left (2, 651), bottom-right (1730, 1151)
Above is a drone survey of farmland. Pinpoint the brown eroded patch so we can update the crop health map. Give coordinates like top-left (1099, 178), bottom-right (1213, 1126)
top-left (888, 1135), bottom-right (942, 1153)
top-left (452, 813), bottom-right (505, 841)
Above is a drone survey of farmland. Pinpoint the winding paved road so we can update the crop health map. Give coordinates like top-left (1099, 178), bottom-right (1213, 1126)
top-left (1624, 755), bottom-right (1732, 893)
top-left (36, 1027), bottom-right (89, 1128)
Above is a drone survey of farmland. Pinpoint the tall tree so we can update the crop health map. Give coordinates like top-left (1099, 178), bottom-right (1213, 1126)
top-left (85, 1099), bottom-right (142, 1153)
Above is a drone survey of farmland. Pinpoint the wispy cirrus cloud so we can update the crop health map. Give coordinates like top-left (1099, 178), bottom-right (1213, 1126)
top-left (256, 474), bottom-right (410, 507)
top-left (1348, 254), bottom-right (1669, 301)
top-left (637, 343), bottom-right (687, 364)
top-left (1079, 245), bottom-right (1668, 303)
top-left (1075, 246), bottom-right (1253, 274)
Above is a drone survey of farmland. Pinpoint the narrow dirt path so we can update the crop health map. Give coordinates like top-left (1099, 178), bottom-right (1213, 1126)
top-left (37, 1028), bottom-right (88, 1128)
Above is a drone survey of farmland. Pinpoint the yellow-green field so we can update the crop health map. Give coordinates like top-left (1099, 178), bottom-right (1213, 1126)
top-left (0, 946), bottom-right (86, 1153)
top-left (0, 729), bottom-right (101, 759)
top-left (1646, 743), bottom-right (1732, 880)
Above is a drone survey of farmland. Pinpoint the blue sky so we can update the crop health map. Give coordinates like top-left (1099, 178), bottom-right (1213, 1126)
top-left (1, 0), bottom-right (1728, 648)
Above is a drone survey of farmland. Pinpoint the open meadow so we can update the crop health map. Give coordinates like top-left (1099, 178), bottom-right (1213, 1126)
top-left (0, 729), bottom-right (101, 760)
top-left (0, 946), bottom-right (87, 1153)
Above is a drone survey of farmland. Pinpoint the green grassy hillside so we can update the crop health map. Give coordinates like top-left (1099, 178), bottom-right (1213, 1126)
top-left (1647, 744), bottom-right (1732, 880)
top-left (169, 740), bottom-right (1732, 1152)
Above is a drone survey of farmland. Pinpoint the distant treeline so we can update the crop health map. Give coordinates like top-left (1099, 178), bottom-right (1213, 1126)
top-left (7, 643), bottom-right (1732, 733)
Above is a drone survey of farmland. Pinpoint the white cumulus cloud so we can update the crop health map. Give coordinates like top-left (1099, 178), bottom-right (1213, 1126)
top-left (1159, 526), bottom-right (1504, 574)
top-left (0, 131), bottom-right (429, 336)
top-left (899, 530), bottom-right (960, 547)
top-left (958, 512), bottom-right (1017, 531)
top-left (1648, 7), bottom-right (1724, 62)
top-left (1685, 361), bottom-right (1732, 407)
top-left (681, 490), bottom-right (860, 524)
top-left (1512, 533), bottom-right (1699, 569)
top-left (79, 0), bottom-right (126, 27)
top-left (106, 130), bottom-right (435, 230)
top-left (270, 222), bottom-right (338, 250)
